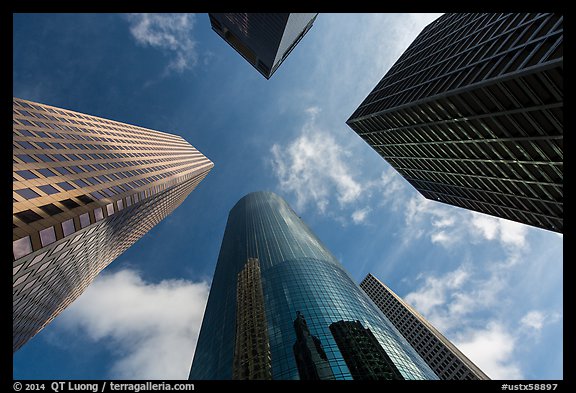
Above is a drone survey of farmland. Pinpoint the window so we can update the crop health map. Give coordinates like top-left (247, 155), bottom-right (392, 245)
top-left (106, 203), bottom-right (114, 216)
top-left (79, 213), bottom-right (90, 228)
top-left (54, 167), bottom-right (73, 175)
top-left (17, 154), bottom-right (37, 163)
top-left (15, 209), bottom-right (43, 224)
top-left (37, 168), bottom-right (57, 177)
top-left (16, 170), bottom-right (39, 180)
top-left (38, 185), bottom-right (59, 195)
top-left (117, 199), bottom-right (124, 211)
top-left (39, 226), bottom-right (57, 246)
top-left (39, 203), bottom-right (63, 216)
top-left (37, 154), bottom-right (54, 162)
top-left (90, 191), bottom-right (106, 200)
top-left (13, 236), bottom-right (33, 259)
top-left (15, 188), bottom-right (41, 199)
top-left (61, 198), bottom-right (80, 209)
top-left (52, 154), bottom-right (67, 162)
top-left (17, 141), bottom-right (35, 149)
top-left (57, 181), bottom-right (75, 191)
top-left (77, 195), bottom-right (94, 205)
top-left (62, 219), bottom-right (75, 237)
top-left (94, 207), bottom-right (104, 221)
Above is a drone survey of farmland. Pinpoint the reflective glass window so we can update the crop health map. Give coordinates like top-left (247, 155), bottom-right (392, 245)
top-left (37, 168), bottom-right (57, 177)
top-left (13, 236), bottom-right (33, 259)
top-left (79, 213), bottom-right (90, 228)
top-left (62, 218), bottom-right (75, 237)
top-left (39, 226), bottom-right (57, 246)
top-left (57, 181), bottom-right (75, 191)
top-left (94, 207), bottom-right (104, 221)
top-left (38, 185), bottom-right (59, 195)
top-left (15, 188), bottom-right (41, 199)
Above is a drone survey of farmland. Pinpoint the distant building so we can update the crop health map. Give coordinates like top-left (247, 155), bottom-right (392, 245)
top-left (209, 13), bottom-right (318, 79)
top-left (329, 320), bottom-right (405, 380)
top-left (347, 13), bottom-right (563, 232)
top-left (233, 258), bottom-right (272, 380)
top-left (293, 311), bottom-right (335, 380)
top-left (12, 97), bottom-right (213, 352)
top-left (189, 191), bottom-right (438, 380)
top-left (360, 273), bottom-right (490, 380)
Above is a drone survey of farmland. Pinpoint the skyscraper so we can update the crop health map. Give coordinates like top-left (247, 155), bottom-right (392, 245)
top-left (12, 97), bottom-right (214, 352)
top-left (209, 13), bottom-right (318, 79)
top-left (347, 13), bottom-right (563, 233)
top-left (188, 191), bottom-right (438, 380)
top-left (360, 273), bottom-right (489, 380)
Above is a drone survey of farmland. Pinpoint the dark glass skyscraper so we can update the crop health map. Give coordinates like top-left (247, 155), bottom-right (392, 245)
top-left (360, 273), bottom-right (489, 380)
top-left (189, 191), bottom-right (438, 380)
top-left (208, 13), bottom-right (318, 79)
top-left (347, 13), bottom-right (563, 233)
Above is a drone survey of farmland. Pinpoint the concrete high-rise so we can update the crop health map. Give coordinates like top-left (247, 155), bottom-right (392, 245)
top-left (360, 273), bottom-right (489, 380)
top-left (12, 97), bottom-right (214, 352)
top-left (209, 13), bottom-right (318, 79)
top-left (188, 191), bottom-right (438, 380)
top-left (347, 13), bottom-right (563, 233)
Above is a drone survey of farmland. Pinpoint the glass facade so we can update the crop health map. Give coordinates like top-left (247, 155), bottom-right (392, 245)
top-left (208, 13), bottom-right (318, 79)
top-left (346, 13), bottom-right (563, 233)
top-left (189, 191), bottom-right (438, 380)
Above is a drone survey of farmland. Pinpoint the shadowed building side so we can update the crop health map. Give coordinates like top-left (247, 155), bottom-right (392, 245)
top-left (347, 13), bottom-right (563, 233)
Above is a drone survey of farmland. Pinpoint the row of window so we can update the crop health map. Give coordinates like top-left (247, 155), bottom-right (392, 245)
top-left (14, 98), bottom-right (184, 144)
top-left (13, 175), bottom-right (203, 352)
top-left (14, 162), bottom-right (200, 204)
top-left (354, 16), bottom-right (562, 119)
top-left (13, 126), bottom-right (190, 152)
top-left (14, 142), bottom-right (199, 165)
top-left (384, 13), bottom-right (556, 98)
top-left (13, 171), bottom-right (200, 261)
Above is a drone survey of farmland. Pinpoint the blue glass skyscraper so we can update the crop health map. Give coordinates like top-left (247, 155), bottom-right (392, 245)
top-left (189, 191), bottom-right (438, 380)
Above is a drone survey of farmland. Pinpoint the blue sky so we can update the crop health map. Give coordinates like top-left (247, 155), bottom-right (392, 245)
top-left (12, 13), bottom-right (563, 380)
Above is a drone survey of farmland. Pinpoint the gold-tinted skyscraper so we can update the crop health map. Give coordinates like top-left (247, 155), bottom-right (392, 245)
top-left (12, 97), bottom-right (214, 352)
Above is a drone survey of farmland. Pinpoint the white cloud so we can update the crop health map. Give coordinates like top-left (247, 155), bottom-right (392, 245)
top-left (401, 193), bottom-right (530, 256)
top-left (57, 269), bottom-right (209, 379)
top-left (454, 322), bottom-right (523, 380)
top-left (125, 13), bottom-right (198, 74)
top-left (270, 107), bottom-right (363, 215)
top-left (351, 207), bottom-right (371, 224)
top-left (270, 107), bottom-right (419, 225)
top-left (368, 166), bottom-right (410, 211)
top-left (519, 310), bottom-right (562, 335)
top-left (470, 212), bottom-right (528, 249)
top-left (404, 265), bottom-right (470, 318)
top-left (520, 310), bottom-right (546, 331)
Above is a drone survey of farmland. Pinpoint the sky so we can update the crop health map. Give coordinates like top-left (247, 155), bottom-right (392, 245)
top-left (12, 13), bottom-right (563, 381)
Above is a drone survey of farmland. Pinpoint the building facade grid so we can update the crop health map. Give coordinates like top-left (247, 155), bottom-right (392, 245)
top-left (208, 13), bottom-right (318, 79)
top-left (347, 13), bottom-right (562, 232)
top-left (360, 273), bottom-right (489, 380)
top-left (13, 97), bottom-right (213, 352)
top-left (189, 192), bottom-right (438, 380)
